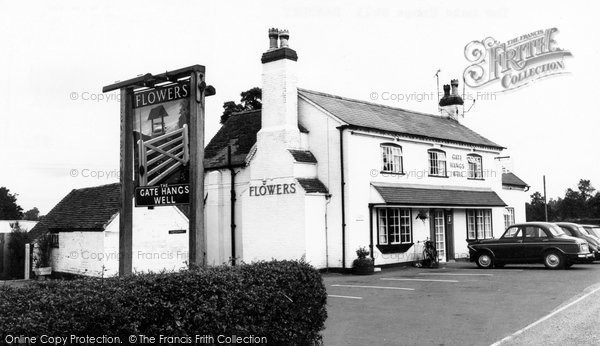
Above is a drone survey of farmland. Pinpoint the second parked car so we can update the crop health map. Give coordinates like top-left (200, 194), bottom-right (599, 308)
top-left (556, 222), bottom-right (600, 260)
top-left (582, 224), bottom-right (600, 239)
top-left (468, 222), bottom-right (593, 269)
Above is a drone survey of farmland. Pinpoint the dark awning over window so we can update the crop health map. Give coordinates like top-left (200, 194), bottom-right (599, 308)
top-left (372, 183), bottom-right (507, 207)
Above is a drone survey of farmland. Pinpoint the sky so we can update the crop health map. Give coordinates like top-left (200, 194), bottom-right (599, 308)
top-left (0, 0), bottom-right (599, 214)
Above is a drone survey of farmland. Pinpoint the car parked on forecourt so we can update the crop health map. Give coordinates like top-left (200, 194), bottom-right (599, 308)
top-left (582, 224), bottom-right (600, 239)
top-left (555, 222), bottom-right (600, 260)
top-left (468, 222), bottom-right (593, 269)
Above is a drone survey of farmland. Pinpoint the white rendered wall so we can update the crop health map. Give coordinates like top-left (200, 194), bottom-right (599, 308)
top-left (51, 231), bottom-right (107, 277)
top-left (241, 178), bottom-right (307, 262)
top-left (298, 98), bottom-right (344, 268)
top-left (53, 204), bottom-right (189, 278)
top-left (304, 195), bottom-right (328, 268)
top-left (500, 187), bottom-right (529, 224)
top-left (204, 168), bottom-right (249, 266)
top-left (343, 128), bottom-right (504, 268)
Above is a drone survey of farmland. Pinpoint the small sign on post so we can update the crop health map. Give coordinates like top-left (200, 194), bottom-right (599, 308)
top-left (135, 183), bottom-right (190, 207)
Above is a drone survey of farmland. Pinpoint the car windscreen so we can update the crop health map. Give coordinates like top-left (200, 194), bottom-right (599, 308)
top-left (585, 227), bottom-right (600, 237)
top-left (577, 225), bottom-right (591, 235)
top-left (557, 226), bottom-right (572, 236)
top-left (547, 225), bottom-right (565, 236)
top-left (502, 227), bottom-right (521, 238)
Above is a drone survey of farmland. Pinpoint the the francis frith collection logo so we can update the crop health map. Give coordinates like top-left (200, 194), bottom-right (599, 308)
top-left (463, 28), bottom-right (572, 91)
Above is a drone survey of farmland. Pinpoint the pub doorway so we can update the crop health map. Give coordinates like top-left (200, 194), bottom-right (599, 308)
top-left (430, 209), bottom-right (455, 262)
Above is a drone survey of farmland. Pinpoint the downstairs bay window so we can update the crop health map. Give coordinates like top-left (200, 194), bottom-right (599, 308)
top-left (377, 208), bottom-right (413, 253)
top-left (466, 209), bottom-right (493, 240)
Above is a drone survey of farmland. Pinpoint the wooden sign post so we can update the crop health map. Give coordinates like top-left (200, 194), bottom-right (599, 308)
top-left (189, 70), bottom-right (206, 267)
top-left (120, 87), bottom-right (134, 275)
top-left (103, 65), bottom-right (213, 275)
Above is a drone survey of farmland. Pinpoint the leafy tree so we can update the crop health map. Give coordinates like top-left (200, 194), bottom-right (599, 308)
top-left (555, 188), bottom-right (585, 220)
top-left (528, 179), bottom-right (600, 221)
top-left (23, 207), bottom-right (40, 221)
top-left (0, 187), bottom-right (23, 220)
top-left (220, 87), bottom-right (262, 124)
top-left (577, 179), bottom-right (595, 201)
top-left (588, 192), bottom-right (600, 218)
top-left (526, 191), bottom-right (547, 221)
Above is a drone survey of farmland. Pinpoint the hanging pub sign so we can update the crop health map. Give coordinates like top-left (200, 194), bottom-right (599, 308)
top-left (133, 80), bottom-right (191, 207)
top-left (103, 64), bottom-right (215, 273)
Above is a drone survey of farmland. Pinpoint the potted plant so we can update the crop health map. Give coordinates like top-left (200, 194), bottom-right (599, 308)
top-left (33, 235), bottom-right (53, 279)
top-left (352, 246), bottom-right (375, 275)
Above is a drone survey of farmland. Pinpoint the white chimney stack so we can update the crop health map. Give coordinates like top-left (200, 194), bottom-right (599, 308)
top-left (258, 28), bottom-right (300, 148)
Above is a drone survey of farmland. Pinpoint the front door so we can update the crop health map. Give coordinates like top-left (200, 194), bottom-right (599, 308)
top-left (433, 210), bottom-right (446, 262)
top-left (444, 209), bottom-right (455, 261)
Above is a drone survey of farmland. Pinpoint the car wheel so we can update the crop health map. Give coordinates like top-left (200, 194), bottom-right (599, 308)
top-left (543, 251), bottom-right (564, 269)
top-left (476, 253), bottom-right (493, 269)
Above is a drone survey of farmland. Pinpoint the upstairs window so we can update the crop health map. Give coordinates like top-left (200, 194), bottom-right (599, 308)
top-left (467, 154), bottom-right (483, 179)
top-left (381, 144), bottom-right (403, 174)
top-left (428, 149), bottom-right (447, 177)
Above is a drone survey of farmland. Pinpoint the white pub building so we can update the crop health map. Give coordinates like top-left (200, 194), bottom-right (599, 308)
top-left (31, 29), bottom-right (529, 276)
top-left (203, 29), bottom-right (529, 270)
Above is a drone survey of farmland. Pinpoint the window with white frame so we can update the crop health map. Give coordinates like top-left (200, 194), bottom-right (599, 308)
top-left (466, 209), bottom-right (493, 240)
top-left (378, 208), bottom-right (412, 244)
top-left (504, 207), bottom-right (515, 229)
top-left (428, 150), bottom-right (446, 177)
top-left (381, 144), bottom-right (403, 174)
top-left (467, 154), bottom-right (483, 179)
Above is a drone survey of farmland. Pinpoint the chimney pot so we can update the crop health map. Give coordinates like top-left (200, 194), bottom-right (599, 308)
top-left (443, 84), bottom-right (450, 97)
top-left (268, 28), bottom-right (279, 49)
top-left (450, 79), bottom-right (459, 96)
top-left (279, 29), bottom-right (290, 48)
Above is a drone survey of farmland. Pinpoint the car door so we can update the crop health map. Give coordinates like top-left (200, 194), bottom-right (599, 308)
top-left (522, 226), bottom-right (549, 261)
top-left (493, 226), bottom-right (524, 261)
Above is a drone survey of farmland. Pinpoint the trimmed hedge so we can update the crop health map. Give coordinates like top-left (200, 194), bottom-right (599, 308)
top-left (0, 260), bottom-right (327, 345)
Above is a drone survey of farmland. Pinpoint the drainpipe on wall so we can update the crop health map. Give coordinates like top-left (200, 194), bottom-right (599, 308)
top-left (228, 146), bottom-right (237, 266)
top-left (338, 125), bottom-right (348, 269)
top-left (324, 194), bottom-right (332, 268)
top-left (369, 204), bottom-right (374, 263)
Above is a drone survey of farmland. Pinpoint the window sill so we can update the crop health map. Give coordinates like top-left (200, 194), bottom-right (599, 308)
top-left (428, 175), bottom-right (449, 178)
top-left (466, 237), bottom-right (494, 243)
top-left (467, 178), bottom-right (485, 181)
top-left (380, 171), bottom-right (405, 176)
top-left (376, 243), bottom-right (414, 254)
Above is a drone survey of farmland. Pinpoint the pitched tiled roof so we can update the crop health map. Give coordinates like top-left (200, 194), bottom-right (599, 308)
top-left (28, 183), bottom-right (120, 240)
top-left (372, 183), bottom-right (506, 207)
top-left (204, 110), bottom-right (262, 169)
top-left (502, 172), bottom-right (529, 188)
top-left (288, 150), bottom-right (317, 163)
top-left (298, 88), bottom-right (503, 149)
top-left (297, 178), bottom-right (329, 194)
top-left (204, 110), bottom-right (308, 169)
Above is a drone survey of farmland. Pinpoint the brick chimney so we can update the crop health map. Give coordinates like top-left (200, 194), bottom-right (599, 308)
top-left (439, 79), bottom-right (464, 120)
top-left (258, 28), bottom-right (300, 148)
